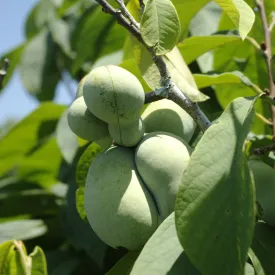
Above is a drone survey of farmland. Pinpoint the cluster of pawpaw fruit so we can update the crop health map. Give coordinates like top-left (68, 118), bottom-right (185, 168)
top-left (67, 65), bottom-right (196, 250)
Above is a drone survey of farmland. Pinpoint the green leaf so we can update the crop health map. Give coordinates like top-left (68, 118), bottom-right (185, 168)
top-left (130, 213), bottom-right (200, 275)
top-left (75, 143), bottom-right (103, 219)
top-left (49, 19), bottom-right (75, 58)
top-left (178, 35), bottom-right (241, 65)
top-left (71, 5), bottom-right (126, 73)
top-left (171, 0), bottom-right (212, 39)
top-left (0, 220), bottom-right (47, 243)
top-left (0, 44), bottom-right (25, 93)
top-left (30, 246), bottom-right (48, 275)
top-left (19, 30), bottom-right (60, 101)
top-left (0, 102), bottom-right (65, 176)
top-left (251, 222), bottom-right (275, 275)
top-left (106, 251), bottom-right (140, 275)
top-left (133, 42), bottom-right (208, 102)
top-left (0, 189), bottom-right (60, 218)
top-left (56, 109), bottom-right (79, 164)
top-left (248, 248), bottom-right (266, 275)
top-left (175, 96), bottom-right (257, 275)
top-left (193, 71), bottom-right (253, 89)
top-left (140, 0), bottom-right (181, 55)
top-left (0, 240), bottom-right (14, 273)
top-left (214, 0), bottom-right (255, 39)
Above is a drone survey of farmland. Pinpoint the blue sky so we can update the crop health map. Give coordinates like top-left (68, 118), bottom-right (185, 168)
top-left (0, 0), bottom-right (75, 126)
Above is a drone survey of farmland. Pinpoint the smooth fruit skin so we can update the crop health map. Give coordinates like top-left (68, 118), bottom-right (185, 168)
top-left (84, 146), bottom-right (159, 250)
top-left (141, 99), bottom-right (196, 143)
top-left (67, 96), bottom-right (109, 141)
top-left (249, 159), bottom-right (275, 227)
top-left (135, 132), bottom-right (191, 221)
top-left (83, 65), bottom-right (145, 125)
top-left (108, 118), bottom-right (145, 147)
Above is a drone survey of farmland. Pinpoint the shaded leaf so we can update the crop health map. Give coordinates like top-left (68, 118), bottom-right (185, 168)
top-left (130, 213), bottom-right (200, 275)
top-left (178, 35), bottom-right (241, 65)
top-left (0, 102), bottom-right (65, 176)
top-left (106, 251), bottom-right (140, 275)
top-left (251, 222), bottom-right (275, 275)
top-left (215, 0), bottom-right (255, 39)
top-left (0, 220), bottom-right (47, 243)
top-left (140, 0), bottom-right (181, 55)
top-left (248, 248), bottom-right (266, 275)
top-left (175, 97), bottom-right (257, 275)
top-left (56, 109), bottom-right (79, 164)
top-left (19, 30), bottom-right (61, 101)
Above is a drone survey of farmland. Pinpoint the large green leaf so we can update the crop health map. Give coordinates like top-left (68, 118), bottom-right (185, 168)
top-left (19, 30), bottom-right (61, 101)
top-left (130, 213), bottom-right (200, 275)
top-left (71, 5), bottom-right (127, 73)
top-left (131, 39), bottom-right (208, 102)
top-left (0, 102), bottom-right (65, 176)
top-left (0, 220), bottom-right (47, 243)
top-left (0, 44), bottom-right (25, 93)
top-left (214, 0), bottom-right (255, 39)
top-left (140, 0), bottom-right (181, 55)
top-left (106, 251), bottom-right (140, 275)
top-left (178, 35), bottom-right (241, 65)
top-left (175, 96), bottom-right (257, 275)
top-left (251, 222), bottom-right (275, 275)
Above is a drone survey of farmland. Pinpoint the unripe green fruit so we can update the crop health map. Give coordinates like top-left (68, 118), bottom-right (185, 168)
top-left (67, 96), bottom-right (109, 141)
top-left (249, 159), bottom-right (275, 227)
top-left (108, 118), bottom-right (145, 147)
top-left (84, 146), bottom-right (159, 250)
top-left (83, 65), bottom-right (145, 125)
top-left (141, 99), bottom-right (196, 143)
top-left (75, 76), bottom-right (86, 99)
top-left (135, 132), bottom-right (191, 220)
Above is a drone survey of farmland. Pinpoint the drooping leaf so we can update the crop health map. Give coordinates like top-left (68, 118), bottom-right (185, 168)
top-left (140, 0), bottom-right (181, 55)
top-left (0, 44), bottom-right (25, 93)
top-left (251, 222), bottom-right (275, 275)
top-left (130, 213), bottom-right (200, 275)
top-left (56, 109), bottom-right (79, 164)
top-left (0, 220), bottom-right (47, 243)
top-left (175, 96), bottom-right (257, 275)
top-left (132, 41), bottom-right (208, 102)
top-left (178, 35), bottom-right (241, 65)
top-left (0, 102), bottom-right (65, 176)
top-left (19, 30), bottom-right (61, 101)
top-left (214, 0), bottom-right (255, 39)
top-left (106, 251), bottom-right (140, 275)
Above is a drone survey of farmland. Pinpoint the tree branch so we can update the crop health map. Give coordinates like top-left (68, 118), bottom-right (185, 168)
top-left (95, 0), bottom-right (211, 132)
top-left (256, 0), bottom-right (275, 136)
top-left (139, 0), bottom-right (145, 14)
top-left (0, 58), bottom-right (9, 89)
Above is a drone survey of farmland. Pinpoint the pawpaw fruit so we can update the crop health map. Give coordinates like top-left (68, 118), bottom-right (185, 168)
top-left (75, 76), bottom-right (86, 99)
top-left (67, 96), bottom-right (109, 141)
top-left (141, 99), bottom-right (196, 143)
top-left (84, 145), bottom-right (159, 250)
top-left (249, 159), bottom-right (275, 227)
top-left (108, 118), bottom-right (145, 147)
top-left (135, 132), bottom-right (191, 220)
top-left (83, 65), bottom-right (145, 125)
